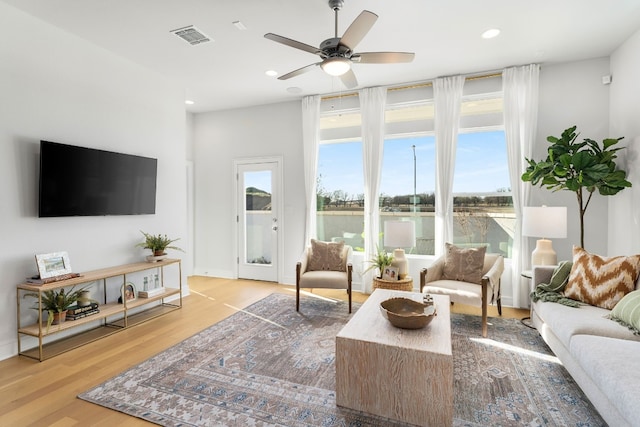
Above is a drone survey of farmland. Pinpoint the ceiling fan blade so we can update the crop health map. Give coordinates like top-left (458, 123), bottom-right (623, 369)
top-left (353, 52), bottom-right (415, 64)
top-left (278, 63), bottom-right (320, 80)
top-left (339, 10), bottom-right (378, 50)
top-left (339, 68), bottom-right (358, 89)
top-left (264, 33), bottom-right (320, 55)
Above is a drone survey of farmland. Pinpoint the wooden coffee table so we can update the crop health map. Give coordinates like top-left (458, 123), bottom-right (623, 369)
top-left (335, 289), bottom-right (453, 426)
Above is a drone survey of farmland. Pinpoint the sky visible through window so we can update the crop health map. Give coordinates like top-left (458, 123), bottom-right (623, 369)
top-left (318, 130), bottom-right (509, 198)
top-left (244, 131), bottom-right (510, 197)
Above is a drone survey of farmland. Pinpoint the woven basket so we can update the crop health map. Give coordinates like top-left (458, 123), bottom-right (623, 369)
top-left (373, 277), bottom-right (413, 292)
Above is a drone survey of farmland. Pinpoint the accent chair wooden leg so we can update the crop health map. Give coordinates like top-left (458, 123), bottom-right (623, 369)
top-left (497, 283), bottom-right (502, 316)
top-left (347, 264), bottom-right (353, 314)
top-left (296, 262), bottom-right (301, 312)
top-left (481, 280), bottom-right (488, 338)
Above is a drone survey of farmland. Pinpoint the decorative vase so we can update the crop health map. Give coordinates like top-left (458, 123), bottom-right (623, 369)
top-left (78, 290), bottom-right (91, 307)
top-left (146, 254), bottom-right (168, 263)
top-left (391, 249), bottom-right (409, 279)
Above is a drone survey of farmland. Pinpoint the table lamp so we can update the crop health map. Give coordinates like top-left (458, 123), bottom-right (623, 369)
top-left (384, 220), bottom-right (416, 279)
top-left (522, 206), bottom-right (567, 266)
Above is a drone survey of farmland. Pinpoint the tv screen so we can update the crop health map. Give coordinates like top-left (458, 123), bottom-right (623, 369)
top-left (39, 140), bottom-right (157, 217)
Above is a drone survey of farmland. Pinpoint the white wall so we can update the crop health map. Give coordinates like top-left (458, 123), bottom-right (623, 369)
top-left (609, 29), bottom-right (640, 255)
top-left (0, 3), bottom-right (188, 360)
top-left (532, 58), bottom-right (612, 260)
top-left (192, 101), bottom-right (306, 282)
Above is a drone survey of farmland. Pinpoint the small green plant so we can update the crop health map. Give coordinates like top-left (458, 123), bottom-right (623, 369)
top-left (364, 246), bottom-right (394, 279)
top-left (136, 231), bottom-right (184, 256)
top-left (25, 286), bottom-right (88, 331)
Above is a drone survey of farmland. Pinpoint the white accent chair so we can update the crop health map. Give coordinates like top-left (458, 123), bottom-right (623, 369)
top-left (296, 242), bottom-right (353, 313)
top-left (420, 253), bottom-right (504, 337)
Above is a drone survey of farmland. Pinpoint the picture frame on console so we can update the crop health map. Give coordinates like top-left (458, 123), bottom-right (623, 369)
top-left (120, 282), bottom-right (137, 303)
top-left (35, 251), bottom-right (72, 279)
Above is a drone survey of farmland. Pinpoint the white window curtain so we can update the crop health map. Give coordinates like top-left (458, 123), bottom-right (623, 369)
top-left (434, 75), bottom-right (465, 256)
top-left (360, 87), bottom-right (387, 293)
top-left (503, 64), bottom-right (540, 308)
top-left (301, 95), bottom-right (322, 246)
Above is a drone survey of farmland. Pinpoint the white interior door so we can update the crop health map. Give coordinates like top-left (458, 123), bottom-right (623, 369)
top-left (236, 159), bottom-right (280, 282)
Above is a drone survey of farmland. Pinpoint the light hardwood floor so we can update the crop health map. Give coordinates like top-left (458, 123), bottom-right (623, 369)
top-left (0, 277), bottom-right (528, 426)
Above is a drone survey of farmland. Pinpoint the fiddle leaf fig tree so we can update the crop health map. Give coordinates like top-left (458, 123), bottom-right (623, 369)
top-left (521, 126), bottom-right (632, 248)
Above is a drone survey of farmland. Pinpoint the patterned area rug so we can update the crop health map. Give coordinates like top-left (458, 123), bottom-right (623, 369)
top-left (79, 293), bottom-right (605, 426)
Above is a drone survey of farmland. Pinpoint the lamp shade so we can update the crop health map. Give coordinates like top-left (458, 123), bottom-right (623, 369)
top-left (384, 221), bottom-right (416, 248)
top-left (321, 57), bottom-right (351, 76)
top-left (522, 206), bottom-right (567, 238)
top-left (522, 206), bottom-right (567, 266)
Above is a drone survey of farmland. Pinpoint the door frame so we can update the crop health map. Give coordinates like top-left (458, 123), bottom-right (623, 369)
top-left (232, 156), bottom-right (284, 283)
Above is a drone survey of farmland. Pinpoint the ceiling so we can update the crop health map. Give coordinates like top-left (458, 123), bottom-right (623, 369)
top-left (3, 0), bottom-right (640, 113)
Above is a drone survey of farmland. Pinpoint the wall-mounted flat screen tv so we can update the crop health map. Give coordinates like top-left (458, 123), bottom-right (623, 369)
top-left (39, 140), bottom-right (157, 217)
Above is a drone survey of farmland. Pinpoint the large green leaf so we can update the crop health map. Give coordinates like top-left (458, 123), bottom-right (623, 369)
top-left (571, 151), bottom-right (596, 171)
top-left (603, 137), bottom-right (624, 150)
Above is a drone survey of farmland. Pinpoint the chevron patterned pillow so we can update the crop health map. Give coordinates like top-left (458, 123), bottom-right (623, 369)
top-left (563, 246), bottom-right (640, 309)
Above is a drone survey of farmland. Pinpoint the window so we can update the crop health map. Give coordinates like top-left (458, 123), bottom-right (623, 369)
top-left (453, 130), bottom-right (513, 257)
top-left (379, 135), bottom-right (436, 254)
top-left (316, 141), bottom-right (365, 250)
top-left (452, 88), bottom-right (514, 258)
top-left (317, 99), bottom-right (365, 250)
top-left (313, 76), bottom-right (515, 258)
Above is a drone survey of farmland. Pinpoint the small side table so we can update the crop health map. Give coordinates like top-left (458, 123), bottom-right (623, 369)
top-left (373, 276), bottom-right (413, 292)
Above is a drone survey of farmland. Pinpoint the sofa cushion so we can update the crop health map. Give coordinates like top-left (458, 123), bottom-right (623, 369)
top-left (570, 335), bottom-right (640, 425)
top-left (442, 243), bottom-right (486, 284)
top-left (307, 239), bottom-right (345, 272)
top-left (532, 300), bottom-right (640, 347)
top-left (563, 246), bottom-right (640, 309)
top-left (609, 289), bottom-right (640, 335)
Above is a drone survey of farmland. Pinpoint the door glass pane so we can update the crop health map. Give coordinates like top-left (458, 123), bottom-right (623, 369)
top-left (244, 170), bottom-right (272, 265)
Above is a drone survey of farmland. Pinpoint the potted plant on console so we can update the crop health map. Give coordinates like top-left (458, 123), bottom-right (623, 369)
top-left (137, 230), bottom-right (184, 262)
top-left (26, 286), bottom-right (87, 331)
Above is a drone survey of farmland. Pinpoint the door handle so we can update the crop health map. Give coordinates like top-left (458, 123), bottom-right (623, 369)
top-left (272, 226), bottom-right (278, 231)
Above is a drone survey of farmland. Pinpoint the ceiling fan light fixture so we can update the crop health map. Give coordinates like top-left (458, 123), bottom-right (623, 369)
top-left (321, 57), bottom-right (351, 76)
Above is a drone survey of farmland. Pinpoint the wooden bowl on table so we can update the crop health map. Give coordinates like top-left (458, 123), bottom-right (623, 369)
top-left (379, 297), bottom-right (437, 329)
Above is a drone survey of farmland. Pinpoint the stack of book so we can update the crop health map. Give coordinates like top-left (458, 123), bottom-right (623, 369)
top-left (66, 302), bottom-right (99, 320)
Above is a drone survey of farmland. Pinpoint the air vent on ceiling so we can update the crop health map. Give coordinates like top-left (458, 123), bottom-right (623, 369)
top-left (170, 25), bottom-right (211, 45)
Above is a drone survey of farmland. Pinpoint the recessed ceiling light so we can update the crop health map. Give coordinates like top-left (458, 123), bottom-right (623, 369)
top-left (265, 70), bottom-right (278, 77)
top-left (481, 28), bottom-right (501, 39)
top-left (286, 87), bottom-right (302, 94)
top-left (185, 100), bottom-right (195, 105)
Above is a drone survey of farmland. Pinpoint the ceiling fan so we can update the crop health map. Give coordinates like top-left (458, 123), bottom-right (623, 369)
top-left (264, 0), bottom-right (415, 89)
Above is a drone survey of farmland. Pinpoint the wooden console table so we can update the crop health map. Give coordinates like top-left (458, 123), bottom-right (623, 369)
top-left (16, 259), bottom-right (182, 361)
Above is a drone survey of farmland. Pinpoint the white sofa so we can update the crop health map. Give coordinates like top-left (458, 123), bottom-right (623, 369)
top-left (531, 266), bottom-right (640, 427)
